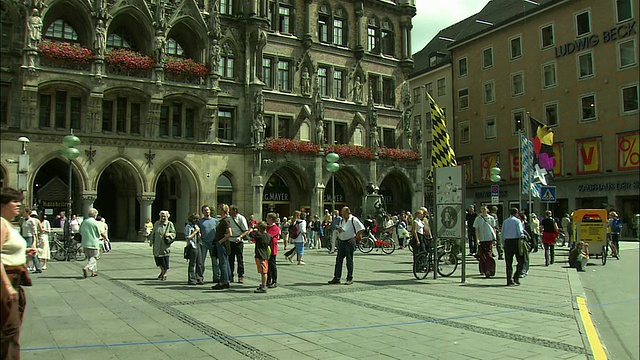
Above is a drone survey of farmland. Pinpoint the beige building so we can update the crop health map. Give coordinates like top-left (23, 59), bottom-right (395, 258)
top-left (0, 0), bottom-right (420, 239)
top-left (412, 0), bottom-right (639, 231)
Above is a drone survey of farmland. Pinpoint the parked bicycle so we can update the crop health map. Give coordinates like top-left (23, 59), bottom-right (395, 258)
top-left (50, 232), bottom-right (86, 261)
top-left (357, 227), bottom-right (395, 255)
top-left (413, 238), bottom-right (459, 279)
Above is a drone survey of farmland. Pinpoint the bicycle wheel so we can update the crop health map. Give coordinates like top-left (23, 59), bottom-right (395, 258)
top-left (381, 237), bottom-right (395, 255)
top-left (358, 237), bottom-right (374, 253)
top-left (51, 242), bottom-right (67, 261)
top-left (413, 253), bottom-right (430, 280)
top-left (75, 245), bottom-right (87, 261)
top-left (437, 252), bottom-right (458, 277)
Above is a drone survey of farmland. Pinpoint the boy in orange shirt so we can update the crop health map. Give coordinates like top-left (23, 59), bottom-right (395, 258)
top-left (252, 221), bottom-right (271, 293)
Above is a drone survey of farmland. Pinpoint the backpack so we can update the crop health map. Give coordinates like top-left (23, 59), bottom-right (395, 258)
top-left (611, 218), bottom-right (622, 233)
top-left (289, 220), bottom-right (301, 239)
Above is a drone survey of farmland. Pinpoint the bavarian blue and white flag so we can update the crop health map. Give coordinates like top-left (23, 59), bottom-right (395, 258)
top-left (521, 134), bottom-right (541, 198)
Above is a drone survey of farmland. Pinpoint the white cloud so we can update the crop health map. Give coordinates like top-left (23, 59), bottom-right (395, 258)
top-left (411, 0), bottom-right (491, 53)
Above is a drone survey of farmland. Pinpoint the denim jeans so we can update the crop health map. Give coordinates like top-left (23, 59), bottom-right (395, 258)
top-left (215, 242), bottom-right (230, 283)
top-left (187, 243), bottom-right (201, 284)
top-left (333, 240), bottom-right (355, 281)
top-left (199, 242), bottom-right (219, 283)
top-left (24, 236), bottom-right (41, 270)
top-left (543, 243), bottom-right (555, 265)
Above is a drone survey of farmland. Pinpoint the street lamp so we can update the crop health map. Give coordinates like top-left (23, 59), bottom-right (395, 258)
top-left (62, 130), bottom-right (81, 261)
top-left (325, 152), bottom-right (340, 212)
top-left (17, 137), bottom-right (30, 192)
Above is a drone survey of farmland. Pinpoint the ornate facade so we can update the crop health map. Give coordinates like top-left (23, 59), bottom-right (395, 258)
top-left (0, 0), bottom-right (419, 239)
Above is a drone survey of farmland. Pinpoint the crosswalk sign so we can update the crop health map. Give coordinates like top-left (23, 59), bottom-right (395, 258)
top-left (540, 186), bottom-right (556, 203)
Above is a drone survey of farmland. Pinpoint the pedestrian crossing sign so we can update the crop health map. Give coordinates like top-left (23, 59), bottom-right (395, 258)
top-left (540, 186), bottom-right (556, 203)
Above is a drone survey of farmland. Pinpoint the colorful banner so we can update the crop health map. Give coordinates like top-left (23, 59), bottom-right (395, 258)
top-left (427, 92), bottom-right (457, 183)
top-left (552, 143), bottom-right (563, 176)
top-left (618, 131), bottom-right (640, 170)
top-left (457, 157), bottom-right (472, 184)
top-left (577, 137), bottom-right (601, 174)
top-left (509, 148), bottom-right (520, 181)
top-left (480, 152), bottom-right (499, 183)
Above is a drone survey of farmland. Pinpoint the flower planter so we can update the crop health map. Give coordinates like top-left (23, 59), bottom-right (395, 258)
top-left (37, 41), bottom-right (93, 71)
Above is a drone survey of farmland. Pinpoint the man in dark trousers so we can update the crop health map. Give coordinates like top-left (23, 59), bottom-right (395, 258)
top-left (228, 205), bottom-right (250, 283)
top-left (327, 207), bottom-right (365, 285)
top-left (501, 208), bottom-right (525, 286)
top-left (466, 205), bottom-right (478, 256)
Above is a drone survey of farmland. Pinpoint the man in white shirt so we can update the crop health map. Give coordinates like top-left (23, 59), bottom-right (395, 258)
top-left (228, 205), bottom-right (250, 283)
top-left (328, 207), bottom-right (365, 285)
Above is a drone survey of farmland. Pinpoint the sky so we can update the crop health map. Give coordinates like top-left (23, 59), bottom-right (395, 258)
top-left (411, 0), bottom-right (492, 53)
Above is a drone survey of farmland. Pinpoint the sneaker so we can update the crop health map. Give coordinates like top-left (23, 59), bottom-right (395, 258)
top-left (211, 284), bottom-right (227, 290)
top-left (287, 255), bottom-right (293, 263)
top-left (267, 283), bottom-right (278, 288)
top-left (238, 277), bottom-right (244, 284)
top-left (345, 280), bottom-right (353, 285)
top-left (42, 265), bottom-right (47, 270)
top-left (196, 280), bottom-right (205, 285)
top-left (328, 278), bottom-right (340, 284)
top-left (297, 260), bottom-right (305, 265)
top-left (254, 287), bottom-right (267, 293)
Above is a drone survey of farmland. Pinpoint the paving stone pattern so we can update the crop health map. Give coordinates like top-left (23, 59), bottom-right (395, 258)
top-left (20, 242), bottom-right (591, 360)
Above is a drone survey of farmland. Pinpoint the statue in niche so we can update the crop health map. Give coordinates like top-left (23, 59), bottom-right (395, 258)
top-left (301, 68), bottom-right (311, 96)
top-left (94, 20), bottom-right (107, 57)
top-left (353, 75), bottom-right (364, 103)
top-left (316, 119), bottom-right (324, 145)
top-left (252, 113), bottom-right (266, 146)
top-left (154, 31), bottom-right (166, 66)
top-left (27, 9), bottom-right (43, 49)
top-left (255, 90), bottom-right (264, 116)
top-left (210, 41), bottom-right (221, 73)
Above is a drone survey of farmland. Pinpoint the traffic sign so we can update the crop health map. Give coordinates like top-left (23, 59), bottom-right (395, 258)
top-left (491, 185), bottom-right (499, 196)
top-left (540, 185), bottom-right (556, 203)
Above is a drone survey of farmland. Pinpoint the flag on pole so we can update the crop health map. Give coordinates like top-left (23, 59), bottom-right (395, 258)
top-left (530, 116), bottom-right (555, 173)
top-left (521, 134), bottom-right (541, 198)
top-left (427, 92), bottom-right (456, 183)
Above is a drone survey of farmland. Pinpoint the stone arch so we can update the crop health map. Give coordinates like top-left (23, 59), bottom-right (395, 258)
top-left (107, 5), bottom-right (154, 53)
top-left (216, 171), bottom-right (234, 205)
top-left (263, 162), bottom-right (310, 217)
top-left (326, 165), bottom-right (367, 215)
top-left (348, 112), bottom-right (366, 143)
top-left (42, 0), bottom-right (94, 46)
top-left (378, 168), bottom-right (413, 214)
top-left (92, 155), bottom-right (146, 193)
top-left (31, 156), bottom-right (88, 221)
top-left (93, 156), bottom-right (146, 239)
top-left (151, 158), bottom-right (201, 231)
top-left (39, 79), bottom-right (91, 94)
top-left (166, 16), bottom-right (207, 61)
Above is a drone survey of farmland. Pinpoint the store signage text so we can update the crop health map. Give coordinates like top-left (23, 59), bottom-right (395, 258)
top-left (263, 192), bottom-right (289, 201)
top-left (555, 21), bottom-right (636, 58)
top-left (475, 190), bottom-right (508, 198)
top-left (578, 181), bottom-right (639, 192)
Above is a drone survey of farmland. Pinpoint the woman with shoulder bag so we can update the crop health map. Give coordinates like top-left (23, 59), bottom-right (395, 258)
top-left (151, 210), bottom-right (176, 281)
top-left (185, 213), bottom-right (201, 285)
top-left (540, 210), bottom-right (559, 266)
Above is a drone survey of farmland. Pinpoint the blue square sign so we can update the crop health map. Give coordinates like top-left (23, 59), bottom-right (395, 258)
top-left (540, 186), bottom-right (556, 203)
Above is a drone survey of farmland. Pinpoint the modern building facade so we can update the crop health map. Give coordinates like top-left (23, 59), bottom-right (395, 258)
top-left (0, 0), bottom-right (420, 239)
top-left (411, 0), bottom-right (639, 232)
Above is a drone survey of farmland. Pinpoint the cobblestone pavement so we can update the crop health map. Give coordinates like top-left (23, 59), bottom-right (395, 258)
top-left (20, 242), bottom-right (601, 360)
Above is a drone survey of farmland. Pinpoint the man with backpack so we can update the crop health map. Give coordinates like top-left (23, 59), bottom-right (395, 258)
top-left (328, 207), bottom-right (365, 285)
top-left (283, 211), bottom-right (307, 265)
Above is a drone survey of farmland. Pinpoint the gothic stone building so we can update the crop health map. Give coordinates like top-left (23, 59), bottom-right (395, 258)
top-left (0, 0), bottom-right (421, 239)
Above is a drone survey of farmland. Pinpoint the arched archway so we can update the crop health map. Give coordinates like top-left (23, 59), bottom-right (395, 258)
top-left (152, 161), bottom-right (199, 232)
top-left (94, 159), bottom-right (143, 240)
top-left (379, 170), bottom-right (413, 214)
top-left (216, 173), bottom-right (233, 205)
top-left (32, 158), bottom-right (83, 224)
top-left (328, 166), bottom-right (366, 216)
top-left (263, 164), bottom-right (310, 218)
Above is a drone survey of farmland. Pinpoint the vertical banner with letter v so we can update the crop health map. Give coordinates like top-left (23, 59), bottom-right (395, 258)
top-left (577, 137), bottom-right (601, 175)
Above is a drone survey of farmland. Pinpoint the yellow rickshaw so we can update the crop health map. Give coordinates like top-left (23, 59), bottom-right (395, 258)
top-left (572, 209), bottom-right (609, 265)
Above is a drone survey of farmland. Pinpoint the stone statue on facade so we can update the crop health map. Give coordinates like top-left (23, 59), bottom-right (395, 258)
top-left (252, 113), bottom-right (266, 146)
top-left (154, 31), bottom-right (166, 66)
top-left (353, 75), bottom-right (363, 103)
top-left (316, 119), bottom-right (324, 145)
top-left (94, 19), bottom-right (106, 57)
top-left (27, 8), bottom-right (43, 49)
top-left (301, 67), bottom-right (311, 96)
top-left (210, 41), bottom-right (220, 73)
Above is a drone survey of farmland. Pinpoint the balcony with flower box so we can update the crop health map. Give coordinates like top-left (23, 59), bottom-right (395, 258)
top-left (105, 48), bottom-right (154, 79)
top-left (37, 41), bottom-right (93, 71)
top-left (163, 56), bottom-right (209, 85)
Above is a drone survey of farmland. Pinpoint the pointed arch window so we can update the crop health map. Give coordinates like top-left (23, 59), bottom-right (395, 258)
top-left (318, 4), bottom-right (330, 43)
top-left (107, 27), bottom-right (136, 50)
top-left (333, 7), bottom-right (346, 46)
top-left (218, 42), bottom-right (234, 79)
top-left (367, 17), bottom-right (380, 54)
top-left (217, 174), bottom-right (233, 205)
top-left (44, 19), bottom-right (79, 44)
top-left (381, 20), bottom-right (395, 56)
top-left (166, 38), bottom-right (184, 56)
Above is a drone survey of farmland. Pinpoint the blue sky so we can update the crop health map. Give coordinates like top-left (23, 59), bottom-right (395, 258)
top-left (411, 0), bottom-right (491, 53)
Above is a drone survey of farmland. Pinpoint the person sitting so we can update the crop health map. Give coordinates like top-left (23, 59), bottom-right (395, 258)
top-left (568, 241), bottom-right (589, 272)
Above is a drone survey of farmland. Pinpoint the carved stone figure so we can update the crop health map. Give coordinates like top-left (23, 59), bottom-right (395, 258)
top-left (210, 41), bottom-right (221, 73)
top-left (316, 119), bottom-right (324, 145)
top-left (353, 75), bottom-right (363, 103)
top-left (94, 20), bottom-right (106, 57)
top-left (252, 113), bottom-right (266, 146)
top-left (255, 90), bottom-right (264, 115)
top-left (27, 9), bottom-right (43, 49)
top-left (154, 32), bottom-right (166, 66)
top-left (301, 68), bottom-right (311, 95)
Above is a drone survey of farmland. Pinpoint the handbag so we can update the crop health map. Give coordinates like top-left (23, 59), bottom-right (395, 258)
top-left (183, 245), bottom-right (191, 259)
top-left (162, 222), bottom-right (175, 245)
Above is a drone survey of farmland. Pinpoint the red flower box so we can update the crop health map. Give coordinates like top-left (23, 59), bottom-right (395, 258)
top-left (38, 41), bottom-right (94, 64)
top-left (105, 48), bottom-right (154, 72)
top-left (378, 147), bottom-right (421, 161)
top-left (264, 138), bottom-right (320, 156)
top-left (323, 144), bottom-right (375, 160)
top-left (164, 56), bottom-right (209, 78)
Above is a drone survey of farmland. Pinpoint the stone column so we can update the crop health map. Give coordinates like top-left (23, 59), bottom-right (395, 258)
top-left (126, 195), bottom-right (137, 240)
top-left (252, 150), bottom-right (264, 220)
top-left (81, 192), bottom-right (97, 217)
top-left (311, 153), bottom-right (325, 217)
top-left (138, 194), bottom-right (155, 240)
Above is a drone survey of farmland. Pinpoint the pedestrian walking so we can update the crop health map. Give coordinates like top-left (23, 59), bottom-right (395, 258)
top-left (501, 208), bottom-right (525, 286)
top-left (265, 212), bottom-right (280, 288)
top-left (212, 204), bottom-right (232, 290)
top-left (608, 211), bottom-right (621, 259)
top-left (198, 205), bottom-right (219, 285)
top-left (466, 205), bottom-right (478, 255)
top-left (328, 210), bottom-right (341, 253)
top-left (280, 217), bottom-right (290, 250)
top-left (489, 206), bottom-right (504, 260)
top-left (21, 209), bottom-right (42, 273)
top-left (530, 213), bottom-right (540, 252)
top-left (80, 208), bottom-right (106, 278)
top-left (473, 205), bottom-right (497, 278)
top-left (327, 207), bottom-right (364, 285)
top-left (228, 205), bottom-right (250, 283)
top-left (411, 210), bottom-right (432, 266)
top-left (185, 213), bottom-right (201, 285)
top-left (37, 214), bottom-right (51, 270)
top-left (1, 187), bottom-right (36, 359)
top-left (541, 210), bottom-right (559, 266)
top-left (561, 213), bottom-right (572, 247)
top-left (150, 210), bottom-right (176, 281)
top-left (283, 211), bottom-right (307, 265)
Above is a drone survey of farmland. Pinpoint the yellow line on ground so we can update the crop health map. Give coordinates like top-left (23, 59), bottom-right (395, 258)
top-left (577, 296), bottom-right (608, 360)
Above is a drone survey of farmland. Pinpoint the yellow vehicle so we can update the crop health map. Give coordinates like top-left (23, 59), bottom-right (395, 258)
top-left (572, 209), bottom-right (609, 265)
